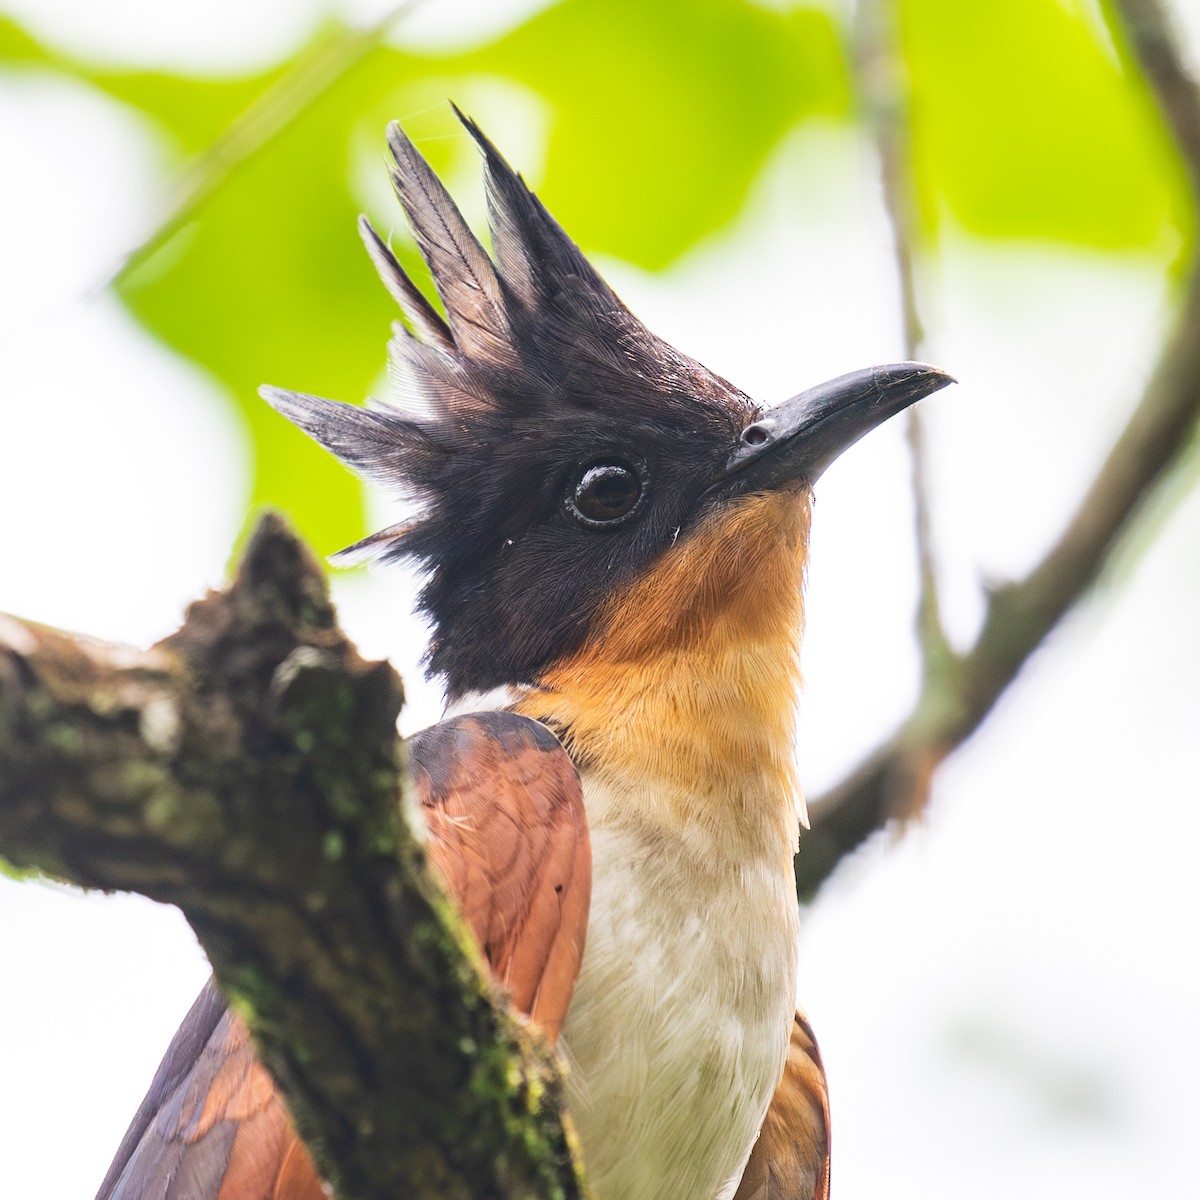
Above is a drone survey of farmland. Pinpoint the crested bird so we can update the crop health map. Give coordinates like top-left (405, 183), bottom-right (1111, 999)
top-left (95, 110), bottom-right (951, 1200)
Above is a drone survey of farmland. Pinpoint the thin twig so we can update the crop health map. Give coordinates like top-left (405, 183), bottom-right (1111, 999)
top-left (800, 0), bottom-right (1200, 899)
top-left (854, 0), bottom-right (953, 673)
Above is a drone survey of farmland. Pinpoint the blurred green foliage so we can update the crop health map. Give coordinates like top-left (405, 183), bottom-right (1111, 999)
top-left (0, 0), bottom-right (1189, 555)
top-left (901, 0), bottom-right (1190, 250)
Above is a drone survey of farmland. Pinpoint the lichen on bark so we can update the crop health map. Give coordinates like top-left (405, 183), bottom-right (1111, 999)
top-left (0, 512), bottom-right (588, 1200)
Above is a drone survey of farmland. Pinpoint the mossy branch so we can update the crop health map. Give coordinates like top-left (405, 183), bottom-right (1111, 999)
top-left (0, 512), bottom-right (586, 1200)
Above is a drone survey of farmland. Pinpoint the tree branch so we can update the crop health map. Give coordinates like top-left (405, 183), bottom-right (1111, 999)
top-left (799, 0), bottom-right (1200, 900)
top-left (0, 513), bottom-right (585, 1200)
top-left (855, 0), bottom-right (954, 671)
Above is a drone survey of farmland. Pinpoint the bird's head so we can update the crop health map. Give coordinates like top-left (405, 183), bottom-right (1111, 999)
top-left (263, 111), bottom-right (952, 707)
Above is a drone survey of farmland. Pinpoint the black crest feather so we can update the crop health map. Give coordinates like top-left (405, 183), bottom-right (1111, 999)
top-left (356, 214), bottom-right (452, 352)
top-left (262, 109), bottom-right (755, 693)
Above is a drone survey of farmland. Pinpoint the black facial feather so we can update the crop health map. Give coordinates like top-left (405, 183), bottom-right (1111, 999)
top-left (262, 111), bottom-right (759, 699)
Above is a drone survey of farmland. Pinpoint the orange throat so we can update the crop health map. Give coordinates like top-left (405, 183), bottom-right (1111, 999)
top-left (516, 490), bottom-right (812, 858)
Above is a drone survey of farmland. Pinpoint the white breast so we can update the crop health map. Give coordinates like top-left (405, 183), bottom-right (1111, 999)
top-left (560, 770), bottom-right (800, 1200)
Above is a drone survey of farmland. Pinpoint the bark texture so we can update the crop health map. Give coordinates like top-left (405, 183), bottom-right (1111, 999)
top-left (0, 513), bottom-right (586, 1200)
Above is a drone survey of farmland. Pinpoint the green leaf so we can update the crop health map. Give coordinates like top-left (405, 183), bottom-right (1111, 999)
top-left (457, 0), bottom-right (849, 268)
top-left (901, 0), bottom-right (1191, 251)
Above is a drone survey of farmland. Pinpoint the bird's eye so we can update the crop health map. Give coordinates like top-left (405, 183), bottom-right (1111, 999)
top-left (565, 460), bottom-right (646, 529)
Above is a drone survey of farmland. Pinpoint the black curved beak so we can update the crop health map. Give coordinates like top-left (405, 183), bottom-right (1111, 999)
top-left (723, 362), bottom-right (955, 490)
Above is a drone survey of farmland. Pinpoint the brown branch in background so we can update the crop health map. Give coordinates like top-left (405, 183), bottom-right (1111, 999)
top-left (1115, 0), bottom-right (1200, 199)
top-left (0, 514), bottom-right (585, 1200)
top-left (854, 0), bottom-right (954, 671)
top-left (799, 0), bottom-right (1200, 900)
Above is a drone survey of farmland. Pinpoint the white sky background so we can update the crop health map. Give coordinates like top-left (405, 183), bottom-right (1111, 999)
top-left (1, 1), bottom-right (1199, 1197)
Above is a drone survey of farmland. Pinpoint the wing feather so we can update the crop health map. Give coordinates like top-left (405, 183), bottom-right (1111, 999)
top-left (733, 1010), bottom-right (831, 1200)
top-left (97, 712), bottom-right (588, 1200)
top-left (412, 712), bottom-right (590, 1039)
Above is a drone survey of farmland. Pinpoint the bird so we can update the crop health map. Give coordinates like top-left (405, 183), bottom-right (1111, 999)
top-left (95, 108), bottom-right (951, 1200)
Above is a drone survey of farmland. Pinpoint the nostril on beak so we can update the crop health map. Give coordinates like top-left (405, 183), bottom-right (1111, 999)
top-left (741, 425), bottom-right (770, 447)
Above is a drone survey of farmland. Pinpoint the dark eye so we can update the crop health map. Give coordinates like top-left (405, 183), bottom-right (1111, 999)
top-left (565, 460), bottom-right (646, 529)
